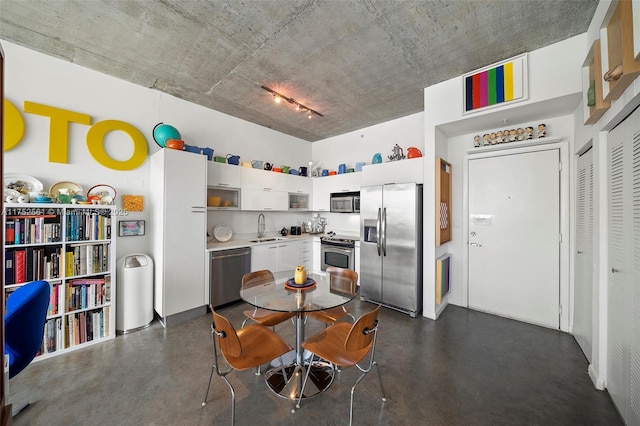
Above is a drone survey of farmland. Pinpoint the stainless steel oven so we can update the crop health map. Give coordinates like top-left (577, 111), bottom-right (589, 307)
top-left (320, 237), bottom-right (356, 271)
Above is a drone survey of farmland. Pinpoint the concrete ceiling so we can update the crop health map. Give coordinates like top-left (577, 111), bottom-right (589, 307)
top-left (0, 0), bottom-right (598, 142)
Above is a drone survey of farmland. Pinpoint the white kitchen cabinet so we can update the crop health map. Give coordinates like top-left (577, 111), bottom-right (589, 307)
top-left (312, 173), bottom-right (362, 211)
top-left (361, 157), bottom-right (424, 185)
top-left (241, 188), bottom-right (288, 211)
top-left (207, 161), bottom-right (242, 188)
top-left (251, 243), bottom-right (278, 272)
top-left (285, 174), bottom-right (312, 194)
top-left (151, 149), bottom-right (207, 327)
top-left (250, 239), bottom-right (313, 273)
top-left (241, 167), bottom-right (279, 189)
top-left (312, 238), bottom-right (321, 271)
top-left (312, 177), bottom-right (332, 212)
top-left (299, 239), bottom-right (313, 270)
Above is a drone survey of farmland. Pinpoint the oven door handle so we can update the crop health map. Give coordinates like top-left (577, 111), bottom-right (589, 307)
top-left (376, 208), bottom-right (381, 256)
top-left (323, 246), bottom-right (354, 255)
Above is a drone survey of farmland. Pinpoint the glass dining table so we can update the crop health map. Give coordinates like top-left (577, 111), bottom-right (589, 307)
top-left (240, 269), bottom-right (358, 400)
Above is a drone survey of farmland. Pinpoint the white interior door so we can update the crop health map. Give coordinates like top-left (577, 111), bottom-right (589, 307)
top-left (468, 149), bottom-right (560, 328)
top-left (574, 147), bottom-right (593, 361)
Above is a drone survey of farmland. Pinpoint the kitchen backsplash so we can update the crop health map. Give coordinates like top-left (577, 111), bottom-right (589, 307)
top-left (207, 211), bottom-right (360, 240)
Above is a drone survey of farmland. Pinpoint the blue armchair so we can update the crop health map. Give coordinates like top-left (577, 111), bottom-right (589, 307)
top-left (5, 280), bottom-right (50, 415)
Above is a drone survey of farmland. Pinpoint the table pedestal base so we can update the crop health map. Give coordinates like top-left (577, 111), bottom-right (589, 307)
top-left (265, 360), bottom-right (334, 399)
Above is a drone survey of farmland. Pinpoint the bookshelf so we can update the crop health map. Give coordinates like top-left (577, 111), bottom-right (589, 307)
top-left (3, 203), bottom-right (116, 360)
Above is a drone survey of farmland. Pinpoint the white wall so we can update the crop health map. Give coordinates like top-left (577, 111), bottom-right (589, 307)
top-left (311, 112), bottom-right (424, 173)
top-left (2, 39), bottom-right (311, 262)
top-left (423, 33), bottom-right (588, 321)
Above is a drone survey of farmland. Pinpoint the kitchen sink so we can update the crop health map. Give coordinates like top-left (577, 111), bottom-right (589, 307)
top-left (248, 237), bottom-right (288, 243)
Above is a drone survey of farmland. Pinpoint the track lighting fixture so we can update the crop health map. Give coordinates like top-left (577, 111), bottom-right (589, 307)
top-left (261, 85), bottom-right (323, 118)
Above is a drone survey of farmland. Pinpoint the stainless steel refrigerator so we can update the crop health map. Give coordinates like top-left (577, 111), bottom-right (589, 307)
top-left (360, 183), bottom-right (423, 317)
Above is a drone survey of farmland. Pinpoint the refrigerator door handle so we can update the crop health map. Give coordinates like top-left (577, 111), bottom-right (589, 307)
top-left (376, 208), bottom-right (381, 256)
top-left (381, 207), bottom-right (387, 256)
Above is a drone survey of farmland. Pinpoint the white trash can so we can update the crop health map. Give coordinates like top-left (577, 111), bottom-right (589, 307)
top-left (116, 253), bottom-right (154, 333)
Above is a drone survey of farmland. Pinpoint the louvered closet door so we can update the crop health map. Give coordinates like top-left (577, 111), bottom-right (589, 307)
top-left (630, 118), bottom-right (640, 426)
top-left (574, 147), bottom-right (593, 362)
top-left (607, 117), bottom-right (629, 422)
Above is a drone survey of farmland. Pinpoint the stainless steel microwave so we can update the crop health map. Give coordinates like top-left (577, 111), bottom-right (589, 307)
top-left (330, 192), bottom-right (360, 213)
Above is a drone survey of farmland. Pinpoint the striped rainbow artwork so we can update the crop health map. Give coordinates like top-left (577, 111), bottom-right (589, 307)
top-left (464, 55), bottom-right (526, 112)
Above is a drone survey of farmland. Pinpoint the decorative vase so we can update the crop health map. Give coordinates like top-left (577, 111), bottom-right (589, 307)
top-left (294, 265), bottom-right (307, 285)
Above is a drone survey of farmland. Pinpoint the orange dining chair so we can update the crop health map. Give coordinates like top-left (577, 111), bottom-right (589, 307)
top-left (306, 266), bottom-right (358, 325)
top-left (202, 307), bottom-right (293, 425)
top-left (241, 270), bottom-right (296, 329)
top-left (296, 304), bottom-right (386, 425)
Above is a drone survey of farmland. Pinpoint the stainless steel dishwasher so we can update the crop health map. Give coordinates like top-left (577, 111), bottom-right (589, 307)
top-left (210, 247), bottom-right (252, 307)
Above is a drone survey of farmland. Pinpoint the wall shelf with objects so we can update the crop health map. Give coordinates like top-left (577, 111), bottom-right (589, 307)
top-left (466, 136), bottom-right (562, 154)
top-left (435, 158), bottom-right (452, 246)
top-left (600, 0), bottom-right (640, 102)
top-left (3, 203), bottom-right (116, 361)
top-left (582, 39), bottom-right (611, 125)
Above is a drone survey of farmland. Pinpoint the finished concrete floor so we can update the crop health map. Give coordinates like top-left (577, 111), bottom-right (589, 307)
top-left (10, 302), bottom-right (622, 425)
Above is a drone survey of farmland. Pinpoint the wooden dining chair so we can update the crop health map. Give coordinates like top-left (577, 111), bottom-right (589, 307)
top-left (202, 307), bottom-right (293, 425)
top-left (306, 266), bottom-right (358, 325)
top-left (295, 304), bottom-right (386, 425)
top-left (241, 270), bottom-right (296, 328)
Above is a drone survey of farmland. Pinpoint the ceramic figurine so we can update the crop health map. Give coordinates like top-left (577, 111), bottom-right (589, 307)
top-left (482, 134), bottom-right (490, 146)
top-left (294, 265), bottom-right (307, 284)
top-left (496, 130), bottom-right (503, 144)
top-left (516, 128), bottom-right (524, 141)
top-left (538, 123), bottom-right (546, 138)
top-left (490, 132), bottom-right (497, 145)
top-left (504, 129), bottom-right (510, 143)
top-left (473, 135), bottom-right (481, 148)
top-left (525, 126), bottom-right (534, 140)
top-left (509, 129), bottom-right (517, 142)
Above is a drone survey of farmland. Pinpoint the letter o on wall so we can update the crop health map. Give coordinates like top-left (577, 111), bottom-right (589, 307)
top-left (4, 99), bottom-right (25, 151)
top-left (86, 120), bottom-right (148, 170)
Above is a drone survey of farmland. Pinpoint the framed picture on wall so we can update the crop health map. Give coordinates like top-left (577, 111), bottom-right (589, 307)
top-left (118, 220), bottom-right (145, 237)
top-left (462, 53), bottom-right (528, 114)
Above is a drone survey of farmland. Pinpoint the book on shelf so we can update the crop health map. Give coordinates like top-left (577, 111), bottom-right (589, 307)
top-left (14, 249), bottom-right (26, 284)
top-left (5, 219), bottom-right (14, 243)
top-left (5, 250), bottom-right (14, 285)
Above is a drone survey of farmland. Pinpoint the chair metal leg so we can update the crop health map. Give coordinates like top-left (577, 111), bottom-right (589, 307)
top-left (219, 374), bottom-right (236, 426)
top-left (202, 364), bottom-right (216, 406)
top-left (373, 361), bottom-right (387, 402)
top-left (294, 354), bottom-right (314, 411)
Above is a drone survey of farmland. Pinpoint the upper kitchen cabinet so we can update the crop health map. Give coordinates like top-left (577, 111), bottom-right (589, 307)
top-left (241, 167), bottom-right (311, 211)
top-left (312, 173), bottom-right (362, 211)
top-left (362, 157), bottom-right (424, 185)
top-left (600, 0), bottom-right (640, 102)
top-left (241, 167), bottom-right (287, 211)
top-left (207, 161), bottom-right (242, 188)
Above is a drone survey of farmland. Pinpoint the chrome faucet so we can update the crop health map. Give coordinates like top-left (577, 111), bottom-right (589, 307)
top-left (257, 213), bottom-right (265, 238)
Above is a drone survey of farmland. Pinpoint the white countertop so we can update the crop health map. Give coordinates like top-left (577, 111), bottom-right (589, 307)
top-left (206, 232), bottom-right (360, 252)
top-left (206, 233), bottom-right (321, 252)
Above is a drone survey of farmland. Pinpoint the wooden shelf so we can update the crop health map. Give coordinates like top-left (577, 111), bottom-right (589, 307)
top-left (583, 39), bottom-right (611, 124)
top-left (466, 136), bottom-right (562, 154)
top-left (601, 0), bottom-right (640, 102)
top-left (435, 158), bottom-right (451, 246)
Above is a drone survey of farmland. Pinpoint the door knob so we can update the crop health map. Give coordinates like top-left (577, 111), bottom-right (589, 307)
top-left (611, 268), bottom-right (619, 273)
top-left (470, 242), bottom-right (482, 247)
